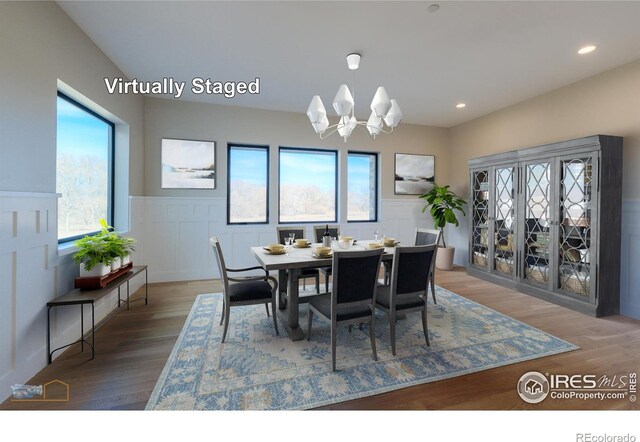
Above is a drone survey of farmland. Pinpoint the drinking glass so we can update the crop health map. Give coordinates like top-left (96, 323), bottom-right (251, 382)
top-left (288, 233), bottom-right (295, 246)
top-left (374, 230), bottom-right (380, 243)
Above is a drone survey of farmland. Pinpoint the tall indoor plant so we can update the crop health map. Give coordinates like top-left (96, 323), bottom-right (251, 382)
top-left (419, 184), bottom-right (467, 270)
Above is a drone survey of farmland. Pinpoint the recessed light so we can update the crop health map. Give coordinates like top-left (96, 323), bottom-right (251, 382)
top-left (428, 4), bottom-right (440, 13)
top-left (456, 103), bottom-right (466, 109)
top-left (578, 45), bottom-right (596, 55)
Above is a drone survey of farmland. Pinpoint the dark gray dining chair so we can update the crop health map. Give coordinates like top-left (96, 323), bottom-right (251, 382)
top-left (306, 248), bottom-right (384, 371)
top-left (210, 236), bottom-right (279, 343)
top-left (415, 227), bottom-right (442, 304)
top-left (375, 244), bottom-right (436, 356)
top-left (276, 226), bottom-right (320, 294)
top-left (312, 225), bottom-right (340, 293)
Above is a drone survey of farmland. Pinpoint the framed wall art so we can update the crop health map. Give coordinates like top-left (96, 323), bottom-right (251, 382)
top-left (394, 153), bottom-right (435, 195)
top-left (161, 138), bottom-right (216, 189)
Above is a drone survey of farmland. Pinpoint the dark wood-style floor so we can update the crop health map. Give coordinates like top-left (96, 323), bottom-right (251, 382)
top-left (2, 267), bottom-right (639, 410)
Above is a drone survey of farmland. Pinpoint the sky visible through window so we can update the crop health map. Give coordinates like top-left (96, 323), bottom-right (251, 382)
top-left (348, 153), bottom-right (377, 221)
top-left (228, 146), bottom-right (268, 223)
top-left (56, 95), bottom-right (111, 240)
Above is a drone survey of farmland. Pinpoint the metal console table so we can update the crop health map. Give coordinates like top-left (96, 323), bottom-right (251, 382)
top-left (46, 265), bottom-right (148, 364)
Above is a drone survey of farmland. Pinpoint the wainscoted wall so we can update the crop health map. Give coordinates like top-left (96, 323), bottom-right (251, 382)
top-left (447, 200), bottom-right (640, 320)
top-left (0, 192), bottom-right (146, 396)
top-left (620, 201), bottom-right (640, 319)
top-left (136, 196), bottom-right (433, 283)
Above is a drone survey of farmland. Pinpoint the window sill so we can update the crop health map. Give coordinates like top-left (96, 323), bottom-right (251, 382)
top-left (58, 241), bottom-right (78, 257)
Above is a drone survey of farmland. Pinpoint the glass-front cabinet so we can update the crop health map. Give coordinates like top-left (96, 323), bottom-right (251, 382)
top-left (468, 135), bottom-right (621, 317)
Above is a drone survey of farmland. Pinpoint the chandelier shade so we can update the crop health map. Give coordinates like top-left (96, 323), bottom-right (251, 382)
top-left (306, 53), bottom-right (401, 142)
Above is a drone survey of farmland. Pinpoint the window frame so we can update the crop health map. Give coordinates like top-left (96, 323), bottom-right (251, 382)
top-left (278, 146), bottom-right (339, 224)
top-left (347, 150), bottom-right (379, 223)
top-left (56, 91), bottom-right (115, 244)
top-left (226, 143), bottom-right (270, 225)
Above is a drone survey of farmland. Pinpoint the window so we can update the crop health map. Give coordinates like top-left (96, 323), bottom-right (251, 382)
top-left (279, 147), bottom-right (337, 223)
top-left (56, 92), bottom-right (114, 242)
top-left (347, 151), bottom-right (378, 222)
top-left (227, 144), bottom-right (269, 224)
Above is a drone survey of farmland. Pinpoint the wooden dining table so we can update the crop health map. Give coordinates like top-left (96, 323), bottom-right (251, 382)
top-left (250, 240), bottom-right (395, 341)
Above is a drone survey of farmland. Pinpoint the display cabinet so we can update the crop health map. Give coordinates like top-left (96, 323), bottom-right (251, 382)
top-left (468, 135), bottom-right (622, 316)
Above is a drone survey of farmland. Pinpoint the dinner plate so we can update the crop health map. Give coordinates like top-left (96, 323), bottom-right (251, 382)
top-left (263, 247), bottom-right (286, 255)
top-left (384, 241), bottom-right (400, 247)
top-left (311, 252), bottom-right (332, 259)
top-left (293, 244), bottom-right (311, 248)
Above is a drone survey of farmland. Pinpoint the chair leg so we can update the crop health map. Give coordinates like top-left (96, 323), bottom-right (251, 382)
top-left (265, 303), bottom-right (270, 317)
top-left (430, 271), bottom-right (437, 304)
top-left (315, 275), bottom-right (320, 294)
top-left (422, 307), bottom-right (430, 347)
top-left (331, 326), bottom-right (337, 372)
top-left (390, 311), bottom-right (397, 356)
top-left (369, 316), bottom-right (378, 362)
top-left (219, 300), bottom-right (225, 326)
top-left (325, 275), bottom-right (329, 294)
top-left (271, 299), bottom-right (279, 336)
top-left (306, 309), bottom-right (313, 341)
top-left (221, 304), bottom-right (231, 343)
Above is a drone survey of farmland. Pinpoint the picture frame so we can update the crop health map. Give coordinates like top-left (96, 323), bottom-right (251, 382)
top-left (394, 153), bottom-right (435, 195)
top-left (161, 138), bottom-right (216, 189)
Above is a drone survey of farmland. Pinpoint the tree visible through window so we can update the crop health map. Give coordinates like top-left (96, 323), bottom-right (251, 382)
top-left (56, 92), bottom-right (114, 242)
top-left (348, 151), bottom-right (378, 222)
top-left (279, 147), bottom-right (337, 223)
top-left (227, 144), bottom-right (269, 224)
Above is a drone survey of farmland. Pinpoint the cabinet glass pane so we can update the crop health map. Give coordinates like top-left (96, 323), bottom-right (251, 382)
top-left (494, 167), bottom-right (515, 275)
top-left (558, 157), bottom-right (593, 297)
top-left (471, 170), bottom-right (489, 268)
top-left (523, 162), bottom-right (551, 286)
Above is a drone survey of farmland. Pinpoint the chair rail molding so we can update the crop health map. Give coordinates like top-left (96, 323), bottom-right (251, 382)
top-left (620, 199), bottom-right (640, 319)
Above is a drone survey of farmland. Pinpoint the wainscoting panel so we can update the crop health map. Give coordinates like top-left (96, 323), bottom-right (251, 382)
top-left (621, 200), bottom-right (640, 319)
top-left (139, 197), bottom-right (433, 283)
top-left (0, 193), bottom-right (148, 400)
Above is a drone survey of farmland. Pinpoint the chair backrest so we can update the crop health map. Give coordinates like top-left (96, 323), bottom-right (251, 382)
top-left (415, 228), bottom-right (442, 247)
top-left (276, 226), bottom-right (305, 244)
top-left (390, 245), bottom-right (436, 299)
top-left (331, 249), bottom-right (383, 314)
top-left (209, 236), bottom-right (230, 294)
top-left (313, 225), bottom-right (340, 243)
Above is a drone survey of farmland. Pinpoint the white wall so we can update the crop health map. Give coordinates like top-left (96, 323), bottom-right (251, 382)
top-left (0, 2), bottom-right (146, 397)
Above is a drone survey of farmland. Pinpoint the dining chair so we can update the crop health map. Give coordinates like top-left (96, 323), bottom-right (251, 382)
top-left (306, 248), bottom-right (383, 371)
top-left (414, 227), bottom-right (442, 304)
top-left (312, 225), bottom-right (340, 293)
top-left (375, 244), bottom-right (436, 356)
top-left (210, 236), bottom-right (279, 343)
top-left (275, 226), bottom-right (320, 294)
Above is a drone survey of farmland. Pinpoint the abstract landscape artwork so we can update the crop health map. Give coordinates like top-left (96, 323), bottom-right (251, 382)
top-left (161, 139), bottom-right (216, 189)
top-left (395, 153), bottom-right (435, 195)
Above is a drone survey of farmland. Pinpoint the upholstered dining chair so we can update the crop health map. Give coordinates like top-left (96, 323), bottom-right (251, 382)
top-left (414, 227), bottom-right (442, 304)
top-left (312, 225), bottom-right (340, 293)
top-left (306, 248), bottom-right (383, 371)
top-left (210, 236), bottom-right (279, 343)
top-left (275, 226), bottom-right (320, 294)
top-left (375, 244), bottom-right (436, 356)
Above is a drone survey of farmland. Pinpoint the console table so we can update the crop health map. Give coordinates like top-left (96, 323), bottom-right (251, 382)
top-left (46, 265), bottom-right (148, 364)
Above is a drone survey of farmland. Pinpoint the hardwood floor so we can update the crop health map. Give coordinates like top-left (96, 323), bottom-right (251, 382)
top-left (2, 267), bottom-right (639, 410)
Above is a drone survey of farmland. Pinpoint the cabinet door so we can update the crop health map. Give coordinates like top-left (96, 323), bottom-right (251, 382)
top-left (470, 168), bottom-right (490, 270)
top-left (554, 153), bottom-right (597, 303)
top-left (491, 166), bottom-right (517, 279)
top-left (520, 160), bottom-right (555, 290)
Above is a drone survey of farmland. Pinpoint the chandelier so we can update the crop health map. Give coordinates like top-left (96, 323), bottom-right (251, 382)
top-left (306, 53), bottom-right (402, 142)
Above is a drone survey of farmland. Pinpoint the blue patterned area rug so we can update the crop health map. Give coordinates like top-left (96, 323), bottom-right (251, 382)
top-left (146, 286), bottom-right (578, 410)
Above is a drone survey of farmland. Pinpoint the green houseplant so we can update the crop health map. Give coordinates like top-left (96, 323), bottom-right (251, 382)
top-left (419, 184), bottom-right (467, 270)
top-left (73, 219), bottom-right (136, 277)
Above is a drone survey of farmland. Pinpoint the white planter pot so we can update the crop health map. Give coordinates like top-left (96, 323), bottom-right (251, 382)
top-left (111, 257), bottom-right (122, 272)
top-left (435, 246), bottom-right (456, 271)
top-left (80, 263), bottom-right (110, 278)
top-left (121, 255), bottom-right (131, 266)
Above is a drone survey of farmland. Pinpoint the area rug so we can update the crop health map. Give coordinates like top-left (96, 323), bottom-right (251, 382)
top-left (146, 286), bottom-right (578, 410)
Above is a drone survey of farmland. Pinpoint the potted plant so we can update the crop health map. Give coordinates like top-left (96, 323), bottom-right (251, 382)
top-left (419, 184), bottom-right (467, 270)
top-left (72, 235), bottom-right (112, 277)
top-left (73, 219), bottom-right (136, 276)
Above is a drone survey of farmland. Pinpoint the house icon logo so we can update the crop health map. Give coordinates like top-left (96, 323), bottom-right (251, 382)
top-left (517, 372), bottom-right (549, 404)
top-left (11, 379), bottom-right (69, 402)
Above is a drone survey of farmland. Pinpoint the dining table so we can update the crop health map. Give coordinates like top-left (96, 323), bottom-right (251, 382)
top-left (250, 240), bottom-right (396, 341)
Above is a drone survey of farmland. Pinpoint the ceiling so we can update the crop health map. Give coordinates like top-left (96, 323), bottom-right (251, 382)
top-left (58, 1), bottom-right (640, 127)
